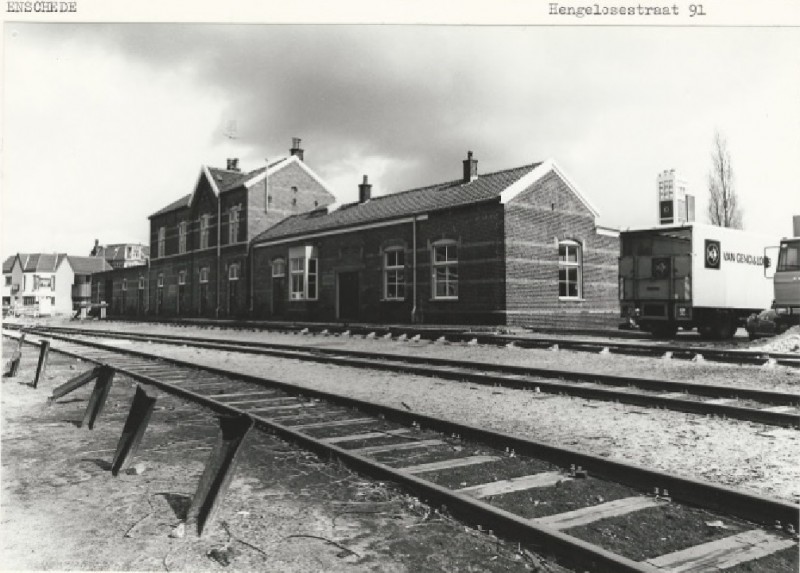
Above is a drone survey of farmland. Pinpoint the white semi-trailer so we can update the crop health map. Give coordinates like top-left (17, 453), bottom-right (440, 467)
top-left (619, 223), bottom-right (779, 338)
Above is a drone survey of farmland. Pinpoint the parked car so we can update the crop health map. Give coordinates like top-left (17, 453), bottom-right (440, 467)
top-left (745, 309), bottom-right (781, 340)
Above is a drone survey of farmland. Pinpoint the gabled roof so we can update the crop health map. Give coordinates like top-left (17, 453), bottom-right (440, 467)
top-left (253, 161), bottom-right (543, 245)
top-left (17, 253), bottom-right (68, 273)
top-left (3, 255), bottom-right (15, 273)
top-left (148, 159), bottom-right (289, 219)
top-left (68, 256), bottom-right (113, 274)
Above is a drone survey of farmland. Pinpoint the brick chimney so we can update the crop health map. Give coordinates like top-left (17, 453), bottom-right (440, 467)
top-left (226, 158), bottom-right (240, 172)
top-left (462, 151), bottom-right (478, 183)
top-left (358, 175), bottom-right (372, 204)
top-left (290, 137), bottom-right (304, 161)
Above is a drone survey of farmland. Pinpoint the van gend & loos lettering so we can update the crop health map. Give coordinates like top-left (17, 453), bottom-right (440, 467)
top-left (723, 251), bottom-right (765, 267)
top-left (7, 1), bottom-right (76, 12)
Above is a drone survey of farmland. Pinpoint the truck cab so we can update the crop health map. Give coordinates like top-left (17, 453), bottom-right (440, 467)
top-left (773, 237), bottom-right (800, 329)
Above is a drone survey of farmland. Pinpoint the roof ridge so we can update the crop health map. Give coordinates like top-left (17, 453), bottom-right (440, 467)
top-left (365, 160), bottom-right (542, 203)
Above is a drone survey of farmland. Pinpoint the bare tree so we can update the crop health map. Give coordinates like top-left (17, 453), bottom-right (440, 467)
top-left (707, 131), bottom-right (743, 228)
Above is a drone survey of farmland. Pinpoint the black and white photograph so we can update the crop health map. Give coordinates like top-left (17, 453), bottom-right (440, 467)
top-left (2, 2), bottom-right (799, 571)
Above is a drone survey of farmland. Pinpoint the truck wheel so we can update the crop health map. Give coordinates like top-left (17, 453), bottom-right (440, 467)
top-left (698, 325), bottom-right (714, 339)
top-left (713, 315), bottom-right (736, 339)
top-left (651, 324), bottom-right (678, 339)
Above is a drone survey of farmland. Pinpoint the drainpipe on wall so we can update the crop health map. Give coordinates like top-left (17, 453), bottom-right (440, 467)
top-left (216, 192), bottom-right (222, 318)
top-left (248, 241), bottom-right (255, 313)
top-left (411, 215), bottom-right (418, 323)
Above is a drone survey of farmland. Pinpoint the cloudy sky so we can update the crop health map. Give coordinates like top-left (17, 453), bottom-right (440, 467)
top-left (3, 21), bottom-right (799, 256)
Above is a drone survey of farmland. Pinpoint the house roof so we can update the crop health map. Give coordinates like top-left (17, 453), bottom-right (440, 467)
top-left (68, 256), bottom-right (113, 274)
top-left (3, 255), bottom-right (14, 273)
top-left (149, 159), bottom-right (290, 219)
top-left (18, 253), bottom-right (68, 273)
top-left (253, 161), bottom-right (543, 245)
top-left (149, 193), bottom-right (193, 218)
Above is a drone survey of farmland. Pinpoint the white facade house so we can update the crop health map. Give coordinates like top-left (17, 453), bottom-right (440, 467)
top-left (2, 253), bottom-right (111, 316)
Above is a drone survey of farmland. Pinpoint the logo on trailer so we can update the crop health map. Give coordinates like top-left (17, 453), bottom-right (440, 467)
top-left (705, 240), bottom-right (721, 269)
top-left (652, 257), bottom-right (671, 279)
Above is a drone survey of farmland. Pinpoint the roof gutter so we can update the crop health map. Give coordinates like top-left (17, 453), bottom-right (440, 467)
top-left (253, 213), bottom-right (430, 249)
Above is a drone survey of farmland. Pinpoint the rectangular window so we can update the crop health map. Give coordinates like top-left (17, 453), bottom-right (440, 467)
top-left (432, 243), bottom-right (458, 299)
top-left (200, 215), bottom-right (210, 250)
top-left (138, 277), bottom-right (145, 290)
top-left (777, 242), bottom-right (800, 272)
top-left (157, 273), bottom-right (164, 288)
top-left (290, 256), bottom-right (305, 299)
top-left (121, 280), bottom-right (127, 291)
top-left (4, 276), bottom-right (11, 286)
top-left (288, 246), bottom-right (318, 300)
top-left (229, 207), bottom-right (240, 244)
top-left (157, 227), bottom-right (166, 258)
top-left (384, 248), bottom-right (405, 300)
top-left (229, 263), bottom-right (240, 281)
top-left (178, 270), bottom-right (186, 285)
top-left (199, 267), bottom-right (209, 283)
top-left (178, 221), bottom-right (187, 254)
top-left (272, 258), bottom-right (286, 277)
top-left (558, 241), bottom-right (582, 299)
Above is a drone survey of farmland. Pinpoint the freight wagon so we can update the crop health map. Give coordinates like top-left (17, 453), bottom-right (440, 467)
top-left (619, 224), bottom-right (779, 338)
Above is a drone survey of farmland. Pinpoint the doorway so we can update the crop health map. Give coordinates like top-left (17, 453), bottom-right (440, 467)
top-left (272, 277), bottom-right (286, 317)
top-left (337, 271), bottom-right (359, 321)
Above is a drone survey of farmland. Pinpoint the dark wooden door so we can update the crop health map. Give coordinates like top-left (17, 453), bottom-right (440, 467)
top-left (272, 278), bottom-right (285, 317)
top-left (338, 272), bottom-right (359, 321)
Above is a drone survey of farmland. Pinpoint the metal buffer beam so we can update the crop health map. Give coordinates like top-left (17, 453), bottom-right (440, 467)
top-left (111, 385), bottom-right (157, 476)
top-left (81, 367), bottom-right (116, 429)
top-left (185, 414), bottom-right (253, 536)
top-left (32, 340), bottom-right (51, 389)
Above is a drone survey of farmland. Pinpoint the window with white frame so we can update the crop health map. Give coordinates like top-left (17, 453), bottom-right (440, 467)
top-left (272, 258), bottom-right (286, 277)
top-left (200, 215), bottom-right (210, 250)
top-left (199, 267), bottom-right (210, 283)
top-left (384, 248), bottom-right (405, 300)
top-left (431, 241), bottom-right (458, 299)
top-left (178, 270), bottom-right (186, 285)
top-left (558, 240), bottom-right (582, 299)
top-left (157, 273), bottom-right (164, 288)
top-left (138, 276), bottom-right (145, 290)
top-left (289, 246), bottom-right (318, 300)
top-left (229, 263), bottom-right (240, 281)
top-left (178, 221), bottom-right (187, 254)
top-left (157, 227), bottom-right (166, 258)
top-left (121, 280), bottom-right (127, 291)
top-left (228, 207), bottom-right (240, 244)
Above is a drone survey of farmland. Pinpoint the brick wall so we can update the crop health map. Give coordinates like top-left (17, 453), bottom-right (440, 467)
top-left (503, 171), bottom-right (619, 328)
top-left (251, 202), bottom-right (507, 325)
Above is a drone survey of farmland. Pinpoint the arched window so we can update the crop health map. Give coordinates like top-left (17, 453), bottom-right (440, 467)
top-left (558, 240), bottom-right (582, 299)
top-left (271, 258), bottom-right (286, 278)
top-left (431, 240), bottom-right (458, 300)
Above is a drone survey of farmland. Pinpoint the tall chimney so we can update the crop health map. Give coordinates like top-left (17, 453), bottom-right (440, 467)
top-left (793, 215), bottom-right (800, 237)
top-left (462, 151), bottom-right (478, 183)
top-left (290, 137), bottom-right (304, 161)
top-left (226, 158), bottom-right (240, 172)
top-left (358, 175), bottom-right (372, 204)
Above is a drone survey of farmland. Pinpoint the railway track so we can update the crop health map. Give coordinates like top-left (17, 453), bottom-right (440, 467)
top-left (32, 317), bottom-right (798, 367)
top-left (17, 325), bottom-right (800, 429)
top-left (4, 329), bottom-right (798, 573)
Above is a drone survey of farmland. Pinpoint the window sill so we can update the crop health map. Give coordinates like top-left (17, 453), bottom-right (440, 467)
top-left (558, 296), bottom-right (585, 302)
top-left (380, 298), bottom-right (406, 303)
top-left (430, 297), bottom-right (459, 302)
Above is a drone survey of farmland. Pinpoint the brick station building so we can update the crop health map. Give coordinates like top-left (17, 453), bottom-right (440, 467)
top-left (95, 147), bottom-right (620, 327)
top-left (250, 153), bottom-right (620, 327)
